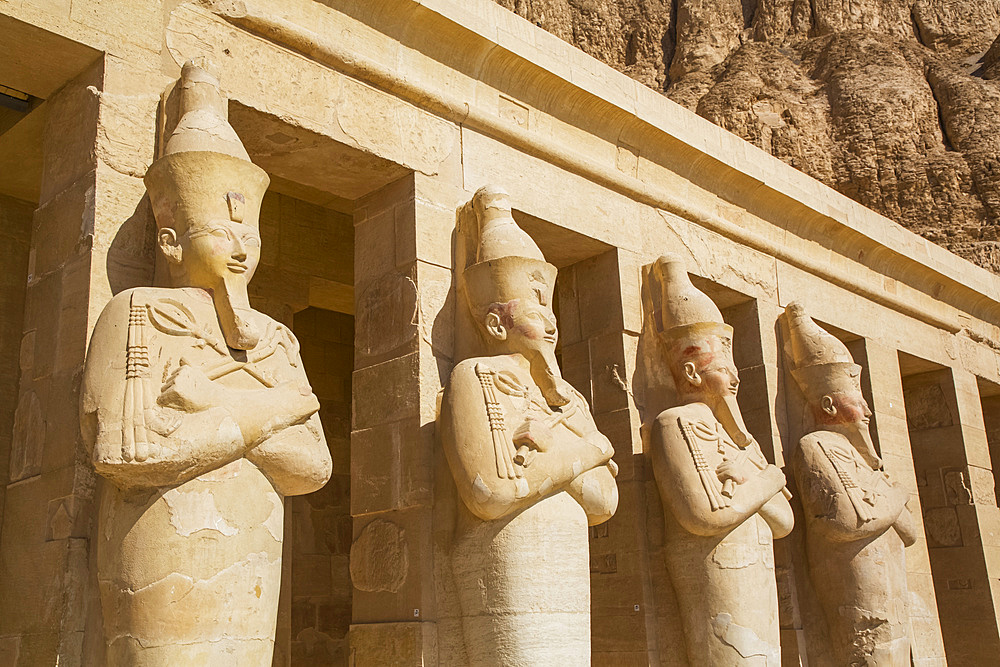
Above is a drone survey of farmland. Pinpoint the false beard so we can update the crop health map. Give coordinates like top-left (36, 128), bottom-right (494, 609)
top-left (844, 422), bottom-right (882, 470)
top-left (213, 273), bottom-right (261, 350)
top-left (529, 346), bottom-right (571, 407)
top-left (712, 392), bottom-right (755, 449)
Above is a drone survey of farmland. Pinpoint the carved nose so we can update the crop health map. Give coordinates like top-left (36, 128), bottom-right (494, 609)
top-left (231, 236), bottom-right (247, 262)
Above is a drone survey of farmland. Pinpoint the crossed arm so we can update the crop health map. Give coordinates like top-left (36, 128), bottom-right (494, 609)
top-left (81, 291), bottom-right (331, 494)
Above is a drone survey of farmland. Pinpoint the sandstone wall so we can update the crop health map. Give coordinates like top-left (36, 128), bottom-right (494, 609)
top-left (249, 191), bottom-right (354, 666)
top-left (0, 195), bottom-right (31, 563)
top-left (494, 0), bottom-right (1000, 272)
top-left (286, 307), bottom-right (353, 667)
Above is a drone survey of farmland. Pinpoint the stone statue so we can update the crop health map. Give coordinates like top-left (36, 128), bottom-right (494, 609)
top-left (80, 63), bottom-right (332, 665)
top-left (645, 254), bottom-right (793, 665)
top-left (438, 185), bottom-right (618, 666)
top-left (785, 302), bottom-right (918, 664)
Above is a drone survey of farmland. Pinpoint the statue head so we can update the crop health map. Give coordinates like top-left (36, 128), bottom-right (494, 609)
top-left (462, 186), bottom-right (567, 405)
top-left (785, 302), bottom-right (881, 469)
top-left (144, 62), bottom-right (270, 350)
top-left (652, 255), bottom-right (753, 447)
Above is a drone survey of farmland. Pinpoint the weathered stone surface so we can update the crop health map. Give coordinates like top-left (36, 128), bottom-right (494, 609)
top-left (785, 302), bottom-right (918, 664)
top-left (438, 186), bottom-right (619, 664)
top-left (495, 0), bottom-right (1000, 271)
top-left (80, 63), bottom-right (332, 664)
top-left (641, 254), bottom-right (793, 665)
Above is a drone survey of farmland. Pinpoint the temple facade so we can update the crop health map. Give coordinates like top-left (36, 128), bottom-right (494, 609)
top-left (0, 1), bottom-right (999, 665)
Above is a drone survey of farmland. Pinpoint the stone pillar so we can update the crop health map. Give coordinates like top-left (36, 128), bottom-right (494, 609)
top-left (892, 352), bottom-right (1000, 664)
top-left (0, 52), bottom-right (160, 666)
top-left (753, 300), bottom-right (809, 665)
top-left (944, 369), bottom-right (1000, 650)
top-left (0, 194), bottom-right (33, 564)
top-left (864, 342), bottom-right (947, 665)
top-left (557, 247), bottom-right (650, 665)
top-left (348, 172), bottom-right (462, 664)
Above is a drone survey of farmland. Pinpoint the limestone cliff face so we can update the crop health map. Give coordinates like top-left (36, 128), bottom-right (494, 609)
top-left (495, 0), bottom-right (1000, 272)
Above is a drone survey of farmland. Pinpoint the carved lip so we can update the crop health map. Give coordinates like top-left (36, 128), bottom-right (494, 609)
top-left (542, 335), bottom-right (557, 344)
top-left (227, 262), bottom-right (248, 274)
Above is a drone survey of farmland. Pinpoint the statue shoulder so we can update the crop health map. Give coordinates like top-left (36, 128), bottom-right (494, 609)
top-left (794, 431), bottom-right (850, 476)
top-left (89, 288), bottom-right (172, 344)
top-left (95, 287), bottom-right (159, 321)
top-left (448, 356), bottom-right (524, 385)
top-left (798, 431), bottom-right (849, 455)
top-left (652, 405), bottom-right (703, 434)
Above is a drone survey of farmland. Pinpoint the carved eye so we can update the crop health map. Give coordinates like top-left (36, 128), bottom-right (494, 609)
top-left (210, 227), bottom-right (231, 240)
top-left (243, 234), bottom-right (261, 248)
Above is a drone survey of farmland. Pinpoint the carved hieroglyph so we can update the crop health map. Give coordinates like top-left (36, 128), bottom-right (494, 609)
top-left (644, 254), bottom-right (793, 665)
top-left (80, 62), bottom-right (332, 665)
top-left (438, 185), bottom-right (618, 666)
top-left (785, 302), bottom-right (917, 664)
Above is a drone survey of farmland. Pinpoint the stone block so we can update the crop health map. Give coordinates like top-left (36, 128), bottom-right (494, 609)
top-left (589, 332), bottom-right (631, 415)
top-left (591, 614), bottom-right (647, 655)
top-left (39, 63), bottom-right (101, 205)
top-left (354, 269), bottom-right (419, 369)
top-left (593, 651), bottom-right (649, 667)
top-left (555, 265), bottom-right (583, 347)
top-left (351, 420), bottom-right (403, 516)
top-left (559, 340), bottom-right (591, 406)
top-left (350, 508), bottom-right (435, 623)
top-left (594, 408), bottom-right (641, 464)
top-left (348, 621), bottom-right (437, 666)
top-left (414, 261), bottom-right (455, 364)
top-left (577, 250), bottom-right (624, 339)
top-left (0, 467), bottom-right (75, 634)
top-left (399, 418), bottom-right (435, 510)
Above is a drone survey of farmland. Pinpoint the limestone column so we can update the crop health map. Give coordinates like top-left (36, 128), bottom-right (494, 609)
top-left (0, 53), bottom-right (162, 665)
top-left (941, 368), bottom-right (1000, 655)
top-left (898, 362), bottom-right (1000, 663)
top-left (348, 172), bottom-right (462, 664)
top-left (0, 194), bottom-right (32, 538)
top-left (558, 247), bottom-right (653, 664)
top-left (864, 342), bottom-right (948, 664)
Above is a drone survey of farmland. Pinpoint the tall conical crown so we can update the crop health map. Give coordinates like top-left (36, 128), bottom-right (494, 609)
top-left (785, 301), bottom-right (862, 400)
top-left (144, 61), bottom-right (269, 234)
top-left (462, 185), bottom-right (557, 317)
top-left (651, 254), bottom-right (732, 343)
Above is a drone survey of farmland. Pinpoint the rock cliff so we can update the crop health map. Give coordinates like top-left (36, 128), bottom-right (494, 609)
top-left (495, 0), bottom-right (1000, 272)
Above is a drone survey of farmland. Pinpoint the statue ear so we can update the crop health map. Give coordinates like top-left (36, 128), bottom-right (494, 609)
top-left (485, 311), bottom-right (507, 341)
top-left (683, 361), bottom-right (701, 387)
top-left (820, 395), bottom-right (837, 416)
top-left (158, 228), bottom-right (182, 264)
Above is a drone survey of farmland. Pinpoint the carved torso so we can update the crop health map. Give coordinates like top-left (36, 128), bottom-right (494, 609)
top-left (651, 403), bottom-right (785, 666)
top-left (83, 287), bottom-right (329, 665)
top-left (440, 355), bottom-right (617, 666)
top-left (794, 431), bottom-right (912, 664)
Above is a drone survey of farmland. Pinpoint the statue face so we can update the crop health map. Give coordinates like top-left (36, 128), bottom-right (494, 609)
top-left (672, 336), bottom-right (756, 446)
top-left (179, 220), bottom-right (261, 287)
top-left (819, 390), bottom-right (871, 427)
top-left (675, 336), bottom-right (736, 397)
top-left (485, 298), bottom-right (557, 355)
top-left (485, 297), bottom-right (569, 405)
top-left (696, 352), bottom-right (739, 399)
top-left (816, 389), bottom-right (881, 468)
top-left (506, 300), bottom-right (558, 356)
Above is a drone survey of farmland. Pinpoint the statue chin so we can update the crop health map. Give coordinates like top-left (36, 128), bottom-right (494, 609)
top-left (530, 349), bottom-right (571, 407)
top-left (214, 275), bottom-right (261, 350)
top-left (843, 423), bottom-right (882, 469)
top-left (712, 392), bottom-right (754, 448)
